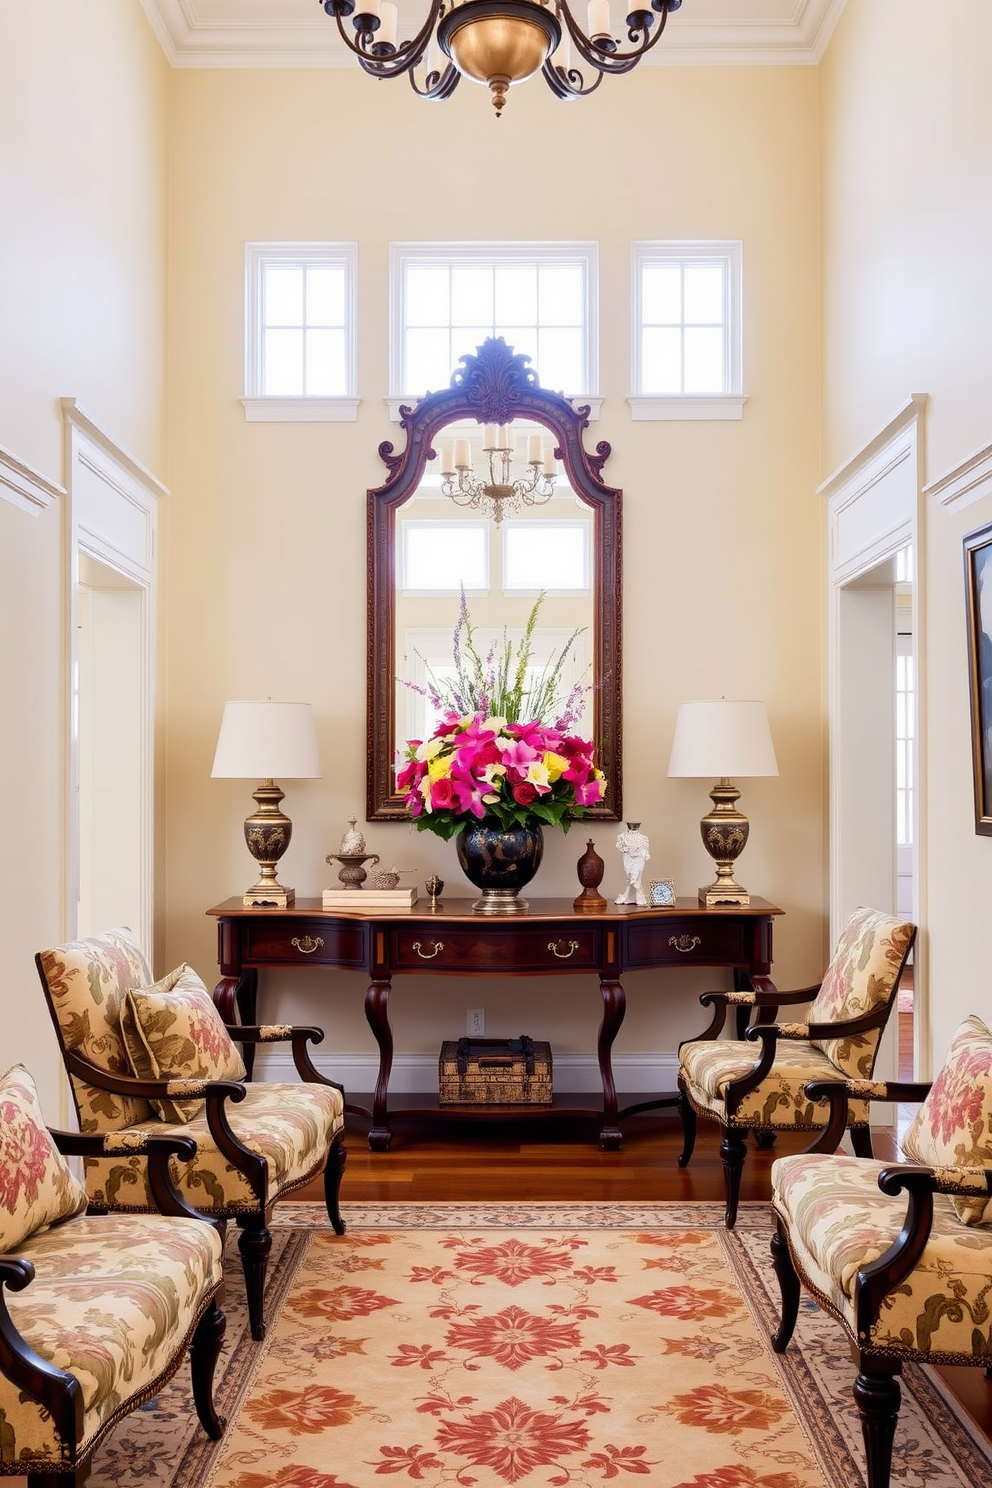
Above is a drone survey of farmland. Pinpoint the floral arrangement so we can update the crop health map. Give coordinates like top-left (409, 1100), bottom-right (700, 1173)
top-left (397, 592), bottom-right (606, 840)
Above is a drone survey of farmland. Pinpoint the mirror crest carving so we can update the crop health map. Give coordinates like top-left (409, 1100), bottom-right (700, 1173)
top-left (368, 336), bottom-right (622, 822)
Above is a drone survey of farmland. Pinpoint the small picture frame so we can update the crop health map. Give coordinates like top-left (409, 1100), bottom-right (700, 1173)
top-left (649, 879), bottom-right (677, 908)
top-left (965, 521), bottom-right (992, 834)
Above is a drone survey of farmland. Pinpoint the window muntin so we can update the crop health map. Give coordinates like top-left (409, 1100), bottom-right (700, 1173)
top-left (633, 241), bottom-right (742, 400)
top-left (245, 243), bottom-right (357, 404)
top-left (392, 243), bottom-right (597, 399)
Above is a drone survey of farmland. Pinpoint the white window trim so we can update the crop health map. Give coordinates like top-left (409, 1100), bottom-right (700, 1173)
top-left (243, 241), bottom-right (359, 422)
top-left (628, 240), bottom-right (745, 421)
top-left (389, 240), bottom-right (599, 415)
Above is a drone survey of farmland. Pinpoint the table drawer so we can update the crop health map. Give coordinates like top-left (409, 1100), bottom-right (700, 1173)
top-left (241, 918), bottom-right (367, 968)
top-left (390, 924), bottom-right (602, 973)
top-left (622, 916), bottom-right (749, 968)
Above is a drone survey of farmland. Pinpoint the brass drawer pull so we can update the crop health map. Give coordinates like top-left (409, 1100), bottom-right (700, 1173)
top-left (548, 939), bottom-right (580, 959)
top-left (669, 934), bottom-right (702, 954)
top-left (412, 940), bottom-right (444, 960)
top-left (291, 935), bottom-right (324, 955)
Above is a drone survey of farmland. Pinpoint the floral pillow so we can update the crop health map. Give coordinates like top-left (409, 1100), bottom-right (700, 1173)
top-left (902, 1014), bottom-right (992, 1224)
top-left (119, 965), bottom-right (246, 1122)
top-left (0, 1065), bottom-right (87, 1253)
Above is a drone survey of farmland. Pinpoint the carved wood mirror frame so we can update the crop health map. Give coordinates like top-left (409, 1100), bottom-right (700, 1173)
top-left (367, 338), bottom-right (622, 822)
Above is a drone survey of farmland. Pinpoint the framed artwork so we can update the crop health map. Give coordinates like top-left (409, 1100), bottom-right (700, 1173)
top-left (964, 521), bottom-right (992, 834)
top-left (649, 879), bottom-right (677, 908)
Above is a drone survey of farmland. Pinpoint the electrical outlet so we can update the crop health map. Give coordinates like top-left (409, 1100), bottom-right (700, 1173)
top-left (467, 1007), bottom-right (485, 1037)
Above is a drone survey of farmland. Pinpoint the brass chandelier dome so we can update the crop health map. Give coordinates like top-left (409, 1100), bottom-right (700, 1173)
top-left (320, 0), bottom-right (684, 117)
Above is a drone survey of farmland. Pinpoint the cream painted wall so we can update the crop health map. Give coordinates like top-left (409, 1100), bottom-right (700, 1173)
top-left (819, 1), bottom-right (992, 1069)
top-left (165, 64), bottom-right (824, 1083)
top-left (0, 2), bottom-right (168, 1115)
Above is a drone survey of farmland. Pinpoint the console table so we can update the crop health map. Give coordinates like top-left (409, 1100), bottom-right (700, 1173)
top-left (207, 896), bottom-right (781, 1151)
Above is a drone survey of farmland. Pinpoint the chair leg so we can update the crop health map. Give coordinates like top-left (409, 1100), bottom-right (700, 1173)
top-left (237, 1217), bottom-right (273, 1341)
top-left (851, 1126), bottom-right (875, 1158)
top-left (677, 1085), bottom-right (697, 1168)
top-left (189, 1299), bottom-right (228, 1440)
top-left (853, 1359), bottom-right (902, 1488)
top-left (720, 1128), bottom-right (748, 1229)
top-left (323, 1134), bottom-right (347, 1235)
top-left (769, 1220), bottom-right (801, 1353)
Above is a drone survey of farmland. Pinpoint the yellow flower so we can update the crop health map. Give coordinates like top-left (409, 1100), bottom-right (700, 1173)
top-left (527, 761), bottom-right (551, 790)
top-left (428, 754), bottom-right (452, 782)
top-left (543, 751), bottom-right (569, 782)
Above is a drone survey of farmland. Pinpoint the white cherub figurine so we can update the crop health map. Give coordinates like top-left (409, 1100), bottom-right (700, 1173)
top-left (340, 816), bottom-right (366, 854)
top-left (615, 821), bottom-right (651, 907)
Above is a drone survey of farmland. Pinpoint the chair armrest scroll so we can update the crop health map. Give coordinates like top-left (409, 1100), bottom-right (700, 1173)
top-left (0, 1257), bottom-right (83, 1451)
top-left (61, 1048), bottom-right (246, 1105)
top-left (680, 983), bottom-right (821, 1048)
top-left (227, 1024), bottom-right (345, 1091)
top-left (854, 1165), bottom-right (943, 1337)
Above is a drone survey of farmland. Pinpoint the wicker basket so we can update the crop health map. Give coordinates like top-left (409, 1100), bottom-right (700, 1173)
top-left (438, 1036), bottom-right (552, 1105)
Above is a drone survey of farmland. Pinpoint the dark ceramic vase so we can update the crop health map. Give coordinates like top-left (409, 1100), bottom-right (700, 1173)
top-left (456, 822), bottom-right (544, 914)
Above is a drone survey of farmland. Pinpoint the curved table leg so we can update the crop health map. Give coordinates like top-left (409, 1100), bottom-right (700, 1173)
top-left (214, 970), bottom-right (259, 1078)
top-left (365, 979), bottom-right (393, 1151)
top-left (597, 977), bottom-right (626, 1150)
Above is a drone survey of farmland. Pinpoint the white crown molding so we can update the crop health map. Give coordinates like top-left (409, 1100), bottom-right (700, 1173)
top-left (627, 394), bottom-right (746, 422)
top-left (0, 443), bottom-right (64, 514)
top-left (241, 396), bottom-right (361, 422)
top-left (60, 399), bottom-right (169, 501)
top-left (138, 0), bottom-right (849, 69)
top-left (924, 441), bottom-right (992, 515)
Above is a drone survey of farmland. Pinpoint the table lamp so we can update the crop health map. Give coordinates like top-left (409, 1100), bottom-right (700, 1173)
top-left (211, 700), bottom-right (321, 907)
top-left (667, 699), bottom-right (778, 906)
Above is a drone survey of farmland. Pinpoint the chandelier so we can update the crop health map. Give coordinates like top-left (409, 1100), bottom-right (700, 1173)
top-left (439, 425), bottom-right (556, 523)
top-left (320, 0), bottom-right (684, 117)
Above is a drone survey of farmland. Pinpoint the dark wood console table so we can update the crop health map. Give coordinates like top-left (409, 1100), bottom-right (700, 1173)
top-left (207, 896), bottom-right (782, 1152)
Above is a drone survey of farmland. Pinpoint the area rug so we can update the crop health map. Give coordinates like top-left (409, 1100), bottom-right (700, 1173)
top-left (81, 1204), bottom-right (992, 1488)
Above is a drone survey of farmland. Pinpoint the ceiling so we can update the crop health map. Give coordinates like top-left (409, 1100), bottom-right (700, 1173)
top-left (137, 0), bottom-right (848, 68)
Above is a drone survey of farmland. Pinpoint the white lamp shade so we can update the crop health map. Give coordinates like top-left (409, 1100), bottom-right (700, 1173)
top-left (667, 699), bottom-right (779, 779)
top-left (211, 700), bottom-right (321, 780)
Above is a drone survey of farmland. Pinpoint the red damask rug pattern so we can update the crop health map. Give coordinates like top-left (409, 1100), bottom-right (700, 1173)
top-left (79, 1204), bottom-right (992, 1488)
top-left (207, 1220), bottom-right (824, 1488)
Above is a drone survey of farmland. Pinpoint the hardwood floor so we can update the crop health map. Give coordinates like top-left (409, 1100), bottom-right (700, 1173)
top-left (289, 1104), bottom-right (992, 1446)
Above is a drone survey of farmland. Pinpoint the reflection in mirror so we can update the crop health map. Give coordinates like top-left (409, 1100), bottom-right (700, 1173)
top-left (367, 337), bottom-right (621, 821)
top-left (396, 430), bottom-right (595, 750)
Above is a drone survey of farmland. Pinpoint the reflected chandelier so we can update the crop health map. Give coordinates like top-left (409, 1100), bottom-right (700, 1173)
top-left (320, 0), bottom-right (684, 117)
top-left (439, 425), bottom-right (556, 524)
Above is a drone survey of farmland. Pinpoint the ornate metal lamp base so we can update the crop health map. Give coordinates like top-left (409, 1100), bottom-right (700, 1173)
top-left (698, 778), bottom-right (751, 907)
top-left (244, 883), bottom-right (295, 908)
top-left (242, 779), bottom-right (295, 907)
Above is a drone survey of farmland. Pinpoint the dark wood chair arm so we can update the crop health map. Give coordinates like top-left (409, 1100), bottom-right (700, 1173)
top-left (0, 1258), bottom-right (84, 1452)
top-left (720, 1029), bottom-right (782, 1114)
top-left (854, 1165), bottom-right (945, 1336)
top-left (49, 1128), bottom-right (225, 1225)
top-left (226, 1024), bottom-right (345, 1092)
top-left (681, 983), bottom-right (822, 1046)
top-left (797, 1075), bottom-right (934, 1155)
top-left (61, 1047), bottom-right (247, 1105)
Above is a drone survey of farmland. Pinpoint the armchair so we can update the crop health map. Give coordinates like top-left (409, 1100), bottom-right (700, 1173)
top-left (35, 927), bottom-right (347, 1341)
top-left (677, 906), bottom-right (916, 1227)
top-left (769, 1013), bottom-right (992, 1488)
top-left (0, 1064), bottom-right (226, 1486)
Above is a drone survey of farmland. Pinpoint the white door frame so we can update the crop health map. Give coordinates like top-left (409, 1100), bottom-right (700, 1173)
top-left (820, 394), bottom-right (928, 1080)
top-left (61, 399), bottom-right (166, 954)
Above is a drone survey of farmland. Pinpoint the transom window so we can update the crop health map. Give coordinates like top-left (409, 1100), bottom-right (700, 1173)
top-left (243, 243), bottom-right (358, 422)
top-left (391, 242), bottom-right (598, 400)
top-left (629, 241), bottom-right (744, 421)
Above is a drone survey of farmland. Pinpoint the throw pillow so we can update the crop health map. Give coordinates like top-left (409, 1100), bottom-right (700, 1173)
top-left (902, 1013), bottom-right (992, 1224)
top-left (0, 1064), bottom-right (87, 1253)
top-left (120, 964), bottom-right (247, 1122)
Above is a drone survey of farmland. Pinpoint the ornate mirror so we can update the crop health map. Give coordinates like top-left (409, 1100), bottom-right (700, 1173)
top-left (367, 337), bottom-right (622, 822)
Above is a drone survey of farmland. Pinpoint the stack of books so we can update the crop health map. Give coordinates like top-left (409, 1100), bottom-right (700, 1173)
top-left (321, 886), bottom-right (418, 911)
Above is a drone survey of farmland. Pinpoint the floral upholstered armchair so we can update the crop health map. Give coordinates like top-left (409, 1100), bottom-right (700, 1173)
top-left (0, 1064), bottom-right (226, 1486)
top-left (35, 926), bottom-right (346, 1341)
top-left (677, 906), bottom-right (916, 1227)
top-left (769, 1013), bottom-right (992, 1488)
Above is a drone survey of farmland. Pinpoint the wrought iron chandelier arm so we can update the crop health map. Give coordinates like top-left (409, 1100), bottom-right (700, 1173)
top-left (541, 55), bottom-right (604, 99)
top-left (408, 60), bottom-right (462, 99)
top-left (554, 0), bottom-right (674, 79)
top-left (323, 0), bottom-right (444, 80)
